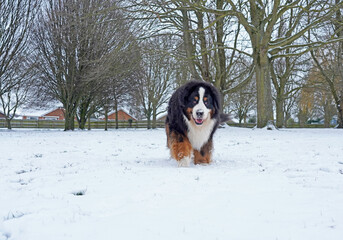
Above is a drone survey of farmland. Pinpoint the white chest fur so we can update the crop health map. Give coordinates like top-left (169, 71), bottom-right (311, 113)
top-left (183, 115), bottom-right (216, 150)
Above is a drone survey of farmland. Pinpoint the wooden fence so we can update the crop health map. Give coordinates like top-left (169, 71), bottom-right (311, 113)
top-left (0, 119), bottom-right (336, 129)
top-left (0, 119), bottom-right (165, 129)
top-left (227, 122), bottom-right (336, 128)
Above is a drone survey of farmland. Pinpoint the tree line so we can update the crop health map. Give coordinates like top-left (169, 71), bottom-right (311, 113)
top-left (1, 0), bottom-right (342, 130)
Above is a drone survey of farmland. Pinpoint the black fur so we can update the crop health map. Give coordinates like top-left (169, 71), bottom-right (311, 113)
top-left (166, 80), bottom-right (227, 136)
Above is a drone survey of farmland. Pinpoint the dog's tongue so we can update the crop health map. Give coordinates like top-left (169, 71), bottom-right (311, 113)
top-left (195, 118), bottom-right (203, 124)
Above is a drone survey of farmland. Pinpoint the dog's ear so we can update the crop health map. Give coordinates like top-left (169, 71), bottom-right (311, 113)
top-left (178, 87), bottom-right (186, 109)
top-left (178, 82), bottom-right (194, 108)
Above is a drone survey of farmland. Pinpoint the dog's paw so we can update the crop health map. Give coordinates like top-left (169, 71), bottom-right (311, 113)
top-left (177, 156), bottom-right (192, 167)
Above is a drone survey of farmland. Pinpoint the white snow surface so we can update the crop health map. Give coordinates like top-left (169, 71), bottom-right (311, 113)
top-left (0, 127), bottom-right (343, 240)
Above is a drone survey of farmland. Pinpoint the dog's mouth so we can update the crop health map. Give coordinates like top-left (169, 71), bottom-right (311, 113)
top-left (193, 117), bottom-right (204, 125)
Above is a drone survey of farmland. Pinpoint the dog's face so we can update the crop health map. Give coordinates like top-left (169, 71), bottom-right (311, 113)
top-left (184, 86), bottom-right (215, 126)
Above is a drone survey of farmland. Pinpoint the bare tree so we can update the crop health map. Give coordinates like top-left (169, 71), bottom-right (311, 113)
top-left (75, 1), bottom-right (137, 130)
top-left (33, 0), bottom-right (85, 130)
top-left (0, 0), bottom-right (40, 128)
top-left (298, 79), bottom-right (315, 127)
top-left (270, 9), bottom-right (312, 128)
top-left (96, 35), bottom-right (141, 130)
top-left (310, 0), bottom-right (343, 128)
top-left (136, 36), bottom-right (176, 129)
top-left (0, 56), bottom-right (35, 129)
top-left (315, 90), bottom-right (336, 127)
top-left (228, 80), bottom-right (256, 127)
top-left (271, 53), bottom-right (309, 128)
top-left (33, 0), bottom-right (134, 130)
top-left (283, 81), bottom-right (302, 127)
top-left (0, 0), bottom-right (39, 95)
top-left (309, 55), bottom-right (342, 127)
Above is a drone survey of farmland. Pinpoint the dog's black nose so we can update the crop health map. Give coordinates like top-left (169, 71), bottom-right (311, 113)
top-left (196, 110), bottom-right (204, 118)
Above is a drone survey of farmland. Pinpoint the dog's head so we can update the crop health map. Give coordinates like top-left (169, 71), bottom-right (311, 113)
top-left (182, 82), bottom-right (219, 126)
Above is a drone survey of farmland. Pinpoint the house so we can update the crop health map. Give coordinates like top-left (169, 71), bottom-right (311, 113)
top-left (39, 107), bottom-right (65, 120)
top-left (0, 112), bottom-right (5, 119)
top-left (21, 107), bottom-right (65, 120)
top-left (107, 109), bottom-right (136, 121)
top-left (21, 114), bottom-right (40, 120)
top-left (19, 109), bottom-right (46, 120)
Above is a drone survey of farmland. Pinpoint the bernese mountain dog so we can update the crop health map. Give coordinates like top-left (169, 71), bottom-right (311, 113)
top-left (165, 80), bottom-right (229, 167)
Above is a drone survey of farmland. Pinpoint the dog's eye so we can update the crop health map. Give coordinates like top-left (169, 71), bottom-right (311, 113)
top-left (203, 97), bottom-right (208, 105)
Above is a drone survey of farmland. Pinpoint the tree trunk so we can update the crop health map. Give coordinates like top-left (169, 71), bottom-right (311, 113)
top-left (298, 110), bottom-right (307, 127)
top-left (87, 114), bottom-right (91, 130)
top-left (322, 99), bottom-right (331, 128)
top-left (115, 107), bottom-right (119, 129)
top-left (255, 53), bottom-right (274, 128)
top-left (6, 118), bottom-right (12, 130)
top-left (146, 108), bottom-right (152, 129)
top-left (114, 95), bottom-right (119, 129)
top-left (64, 103), bottom-right (76, 131)
top-left (248, 2), bottom-right (274, 128)
top-left (215, 0), bottom-right (226, 97)
top-left (335, 0), bottom-right (343, 128)
top-left (271, 58), bottom-right (287, 129)
top-left (284, 112), bottom-right (291, 128)
top-left (152, 107), bottom-right (157, 129)
top-left (104, 106), bottom-right (109, 131)
top-left (337, 94), bottom-right (343, 128)
top-left (147, 118), bottom-right (151, 129)
top-left (275, 94), bottom-right (284, 128)
top-left (64, 111), bottom-right (75, 131)
top-left (238, 109), bottom-right (243, 127)
top-left (181, 9), bottom-right (201, 80)
top-left (78, 107), bottom-right (87, 130)
top-left (77, 96), bottom-right (93, 130)
top-left (195, 10), bottom-right (210, 82)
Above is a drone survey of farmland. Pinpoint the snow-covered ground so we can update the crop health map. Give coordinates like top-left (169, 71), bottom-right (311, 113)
top-left (0, 127), bottom-right (342, 240)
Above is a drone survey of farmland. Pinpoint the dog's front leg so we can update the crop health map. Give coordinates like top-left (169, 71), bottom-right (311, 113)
top-left (169, 133), bottom-right (193, 167)
top-left (193, 139), bottom-right (213, 165)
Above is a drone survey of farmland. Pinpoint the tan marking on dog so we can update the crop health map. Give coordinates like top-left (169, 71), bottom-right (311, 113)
top-left (193, 140), bottom-right (213, 164)
top-left (168, 132), bottom-right (192, 162)
top-left (185, 107), bottom-right (192, 120)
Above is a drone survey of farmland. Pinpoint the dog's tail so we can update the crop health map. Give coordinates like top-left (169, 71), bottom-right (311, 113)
top-left (220, 113), bottom-right (230, 124)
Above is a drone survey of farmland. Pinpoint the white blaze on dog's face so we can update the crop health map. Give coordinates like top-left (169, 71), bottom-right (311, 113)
top-left (192, 87), bottom-right (211, 125)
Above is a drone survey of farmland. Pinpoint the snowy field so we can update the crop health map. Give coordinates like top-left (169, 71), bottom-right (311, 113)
top-left (0, 127), bottom-right (343, 240)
